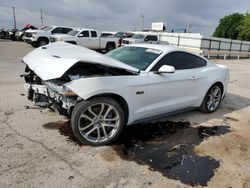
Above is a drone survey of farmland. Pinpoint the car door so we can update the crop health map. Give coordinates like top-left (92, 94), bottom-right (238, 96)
top-left (144, 51), bottom-right (207, 117)
top-left (77, 30), bottom-right (92, 48)
top-left (88, 31), bottom-right (99, 49)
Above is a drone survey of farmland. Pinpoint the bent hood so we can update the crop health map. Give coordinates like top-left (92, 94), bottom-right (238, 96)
top-left (22, 42), bottom-right (139, 80)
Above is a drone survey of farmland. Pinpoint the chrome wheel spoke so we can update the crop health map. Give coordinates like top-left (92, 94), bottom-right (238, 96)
top-left (213, 88), bottom-right (219, 97)
top-left (96, 128), bottom-right (101, 142)
top-left (104, 117), bottom-right (119, 121)
top-left (104, 106), bottom-right (113, 119)
top-left (207, 100), bottom-right (213, 110)
top-left (79, 122), bottom-right (93, 131)
top-left (102, 126), bottom-right (108, 138)
top-left (85, 127), bottom-right (97, 137)
top-left (88, 107), bottom-right (98, 117)
top-left (80, 114), bottom-right (94, 122)
top-left (98, 103), bottom-right (105, 116)
top-left (104, 123), bottom-right (117, 128)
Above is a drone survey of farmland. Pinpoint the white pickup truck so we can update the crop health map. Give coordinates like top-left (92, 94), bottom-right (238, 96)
top-left (23, 26), bottom-right (73, 47)
top-left (121, 34), bottom-right (160, 45)
top-left (50, 28), bottom-right (121, 51)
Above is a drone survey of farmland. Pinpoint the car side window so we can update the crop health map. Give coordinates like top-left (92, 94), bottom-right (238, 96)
top-left (91, 31), bottom-right (97, 38)
top-left (51, 27), bottom-right (63, 34)
top-left (79, 30), bottom-right (89, 37)
top-left (63, 28), bottom-right (72, 34)
top-left (151, 51), bottom-right (207, 71)
top-left (149, 35), bottom-right (158, 41)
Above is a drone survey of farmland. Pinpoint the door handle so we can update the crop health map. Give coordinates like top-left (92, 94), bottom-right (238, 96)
top-left (190, 76), bottom-right (198, 80)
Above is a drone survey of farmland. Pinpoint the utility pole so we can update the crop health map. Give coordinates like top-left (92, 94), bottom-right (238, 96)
top-left (186, 21), bottom-right (192, 33)
top-left (12, 6), bottom-right (16, 29)
top-left (140, 12), bottom-right (144, 31)
top-left (40, 9), bottom-right (44, 27)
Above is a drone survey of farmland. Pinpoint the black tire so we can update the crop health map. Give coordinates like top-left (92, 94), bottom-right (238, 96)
top-left (71, 97), bottom-right (125, 146)
top-left (200, 84), bottom-right (223, 113)
top-left (106, 43), bottom-right (115, 52)
top-left (37, 38), bottom-right (49, 47)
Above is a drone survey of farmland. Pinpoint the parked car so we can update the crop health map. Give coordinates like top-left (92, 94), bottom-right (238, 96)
top-left (0, 28), bottom-right (6, 39)
top-left (6, 28), bottom-right (18, 40)
top-left (114, 31), bottom-right (134, 39)
top-left (23, 26), bottom-right (73, 47)
top-left (122, 34), bottom-right (159, 45)
top-left (50, 28), bottom-right (121, 51)
top-left (15, 24), bottom-right (37, 41)
top-left (22, 42), bottom-right (229, 146)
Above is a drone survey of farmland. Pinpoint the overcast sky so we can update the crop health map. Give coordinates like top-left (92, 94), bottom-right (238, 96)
top-left (0, 0), bottom-right (249, 36)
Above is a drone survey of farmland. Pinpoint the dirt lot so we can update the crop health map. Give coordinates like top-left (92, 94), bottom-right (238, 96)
top-left (0, 40), bottom-right (250, 188)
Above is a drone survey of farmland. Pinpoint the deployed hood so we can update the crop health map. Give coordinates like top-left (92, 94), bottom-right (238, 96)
top-left (23, 42), bottom-right (139, 81)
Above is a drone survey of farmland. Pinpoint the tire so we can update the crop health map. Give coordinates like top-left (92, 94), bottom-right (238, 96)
top-left (37, 38), bottom-right (48, 47)
top-left (106, 43), bottom-right (115, 52)
top-left (200, 84), bottom-right (222, 113)
top-left (71, 97), bottom-right (125, 146)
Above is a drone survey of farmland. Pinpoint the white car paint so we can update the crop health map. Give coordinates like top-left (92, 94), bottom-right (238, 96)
top-left (24, 26), bottom-right (73, 46)
top-left (50, 28), bottom-right (121, 50)
top-left (22, 43), bottom-right (229, 125)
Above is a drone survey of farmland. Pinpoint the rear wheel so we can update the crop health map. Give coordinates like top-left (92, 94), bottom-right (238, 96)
top-left (71, 97), bottom-right (125, 146)
top-left (106, 43), bottom-right (115, 52)
top-left (200, 84), bottom-right (222, 113)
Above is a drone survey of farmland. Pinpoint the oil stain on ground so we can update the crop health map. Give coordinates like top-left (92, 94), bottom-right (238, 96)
top-left (42, 120), bottom-right (230, 186)
top-left (42, 121), bottom-right (83, 145)
top-left (112, 121), bottom-right (230, 186)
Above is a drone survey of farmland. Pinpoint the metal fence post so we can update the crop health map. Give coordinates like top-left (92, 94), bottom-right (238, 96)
top-left (239, 41), bottom-right (243, 52)
top-left (208, 40), bottom-right (211, 51)
top-left (218, 41), bottom-right (221, 51)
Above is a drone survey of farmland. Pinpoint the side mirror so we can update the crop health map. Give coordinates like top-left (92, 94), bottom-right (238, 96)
top-left (78, 34), bottom-right (84, 37)
top-left (156, 65), bottom-right (175, 74)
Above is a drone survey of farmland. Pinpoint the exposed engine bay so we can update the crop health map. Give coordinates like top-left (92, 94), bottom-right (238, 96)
top-left (22, 62), bottom-right (137, 117)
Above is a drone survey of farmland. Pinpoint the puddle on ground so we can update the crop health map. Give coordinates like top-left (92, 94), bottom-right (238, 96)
top-left (42, 121), bottom-right (82, 145)
top-left (112, 121), bottom-right (230, 186)
top-left (42, 120), bottom-right (230, 186)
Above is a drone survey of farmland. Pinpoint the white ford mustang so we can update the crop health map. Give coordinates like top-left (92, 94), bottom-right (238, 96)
top-left (22, 42), bottom-right (229, 145)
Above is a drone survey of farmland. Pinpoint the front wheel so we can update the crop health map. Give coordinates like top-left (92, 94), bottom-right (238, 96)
top-left (200, 84), bottom-right (222, 113)
top-left (71, 97), bottom-right (125, 146)
top-left (37, 38), bottom-right (48, 47)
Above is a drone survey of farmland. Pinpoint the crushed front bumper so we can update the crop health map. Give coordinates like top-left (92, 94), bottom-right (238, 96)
top-left (24, 83), bottom-right (78, 116)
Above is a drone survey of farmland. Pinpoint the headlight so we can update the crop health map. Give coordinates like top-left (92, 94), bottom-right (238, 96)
top-left (32, 33), bottom-right (37, 36)
top-left (58, 38), bottom-right (63, 42)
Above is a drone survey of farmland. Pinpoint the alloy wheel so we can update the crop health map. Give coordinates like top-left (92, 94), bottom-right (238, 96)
top-left (77, 103), bottom-right (120, 144)
top-left (206, 85), bottom-right (222, 111)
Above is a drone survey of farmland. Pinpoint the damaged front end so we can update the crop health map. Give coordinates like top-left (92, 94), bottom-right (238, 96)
top-left (22, 66), bottom-right (80, 117)
top-left (22, 61), bottom-right (138, 117)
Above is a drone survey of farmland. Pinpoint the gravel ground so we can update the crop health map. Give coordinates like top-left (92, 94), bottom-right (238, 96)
top-left (0, 40), bottom-right (250, 188)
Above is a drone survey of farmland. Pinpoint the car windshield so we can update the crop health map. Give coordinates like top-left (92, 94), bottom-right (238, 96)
top-left (67, 30), bottom-right (79, 36)
top-left (131, 34), bottom-right (145, 39)
top-left (42, 26), bottom-right (53, 31)
top-left (106, 46), bottom-right (162, 70)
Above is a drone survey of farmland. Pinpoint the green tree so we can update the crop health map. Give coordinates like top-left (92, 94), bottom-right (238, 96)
top-left (237, 13), bottom-right (250, 41)
top-left (213, 13), bottom-right (244, 39)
